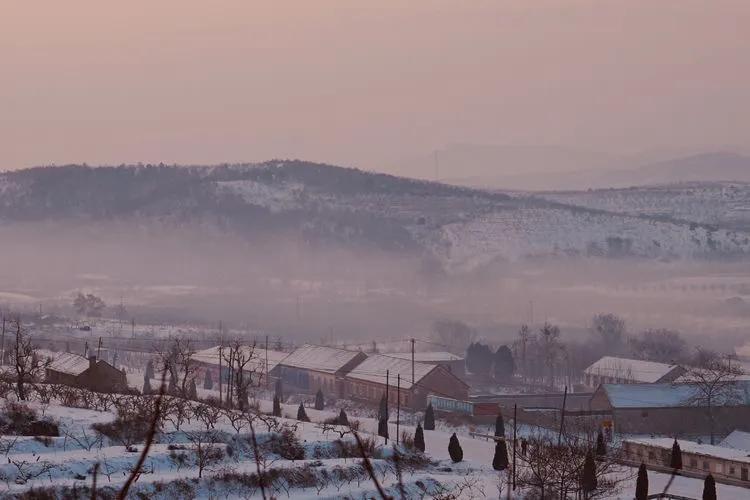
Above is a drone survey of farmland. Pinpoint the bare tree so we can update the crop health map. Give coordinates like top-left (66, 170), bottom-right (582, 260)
top-left (629, 328), bottom-right (687, 363)
top-left (432, 319), bottom-right (477, 352)
top-left (538, 322), bottom-right (562, 388)
top-left (8, 458), bottom-right (55, 484)
top-left (679, 349), bottom-right (744, 444)
top-left (591, 313), bottom-right (626, 353)
top-left (8, 318), bottom-right (48, 401)
top-left (185, 429), bottom-right (225, 478)
top-left (220, 340), bottom-right (262, 409)
top-left (157, 338), bottom-right (198, 399)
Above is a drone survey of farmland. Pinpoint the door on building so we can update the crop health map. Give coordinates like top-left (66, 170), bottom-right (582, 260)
top-left (742, 468), bottom-right (748, 481)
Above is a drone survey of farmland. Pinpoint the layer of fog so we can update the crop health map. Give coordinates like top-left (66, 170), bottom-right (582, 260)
top-left (1, 221), bottom-right (749, 353)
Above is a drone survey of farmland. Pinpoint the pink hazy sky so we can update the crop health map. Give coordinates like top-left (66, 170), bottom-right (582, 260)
top-left (2, 1), bottom-right (749, 173)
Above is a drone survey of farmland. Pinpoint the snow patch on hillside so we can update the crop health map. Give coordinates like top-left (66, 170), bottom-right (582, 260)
top-left (215, 180), bottom-right (304, 212)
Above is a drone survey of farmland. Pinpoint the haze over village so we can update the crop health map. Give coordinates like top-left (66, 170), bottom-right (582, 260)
top-left (2, 1), bottom-right (750, 499)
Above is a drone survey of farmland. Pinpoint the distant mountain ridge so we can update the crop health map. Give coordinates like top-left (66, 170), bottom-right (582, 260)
top-left (410, 147), bottom-right (750, 190)
top-left (2, 161), bottom-right (749, 271)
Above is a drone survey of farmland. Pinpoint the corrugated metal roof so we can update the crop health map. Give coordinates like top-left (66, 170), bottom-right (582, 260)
top-left (625, 437), bottom-right (750, 464)
top-left (47, 352), bottom-right (91, 376)
top-left (386, 351), bottom-right (463, 363)
top-left (601, 381), bottom-right (750, 408)
top-left (346, 353), bottom-right (437, 390)
top-left (584, 356), bottom-right (680, 383)
top-left (192, 345), bottom-right (288, 374)
top-left (719, 430), bottom-right (750, 451)
top-left (278, 345), bottom-right (363, 374)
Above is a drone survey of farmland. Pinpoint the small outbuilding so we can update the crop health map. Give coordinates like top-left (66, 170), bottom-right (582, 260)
top-left (583, 356), bottom-right (684, 387)
top-left (385, 351), bottom-right (465, 376)
top-left (623, 437), bottom-right (750, 483)
top-left (45, 352), bottom-right (127, 393)
top-left (589, 382), bottom-right (750, 438)
top-left (277, 344), bottom-right (367, 397)
top-left (344, 353), bottom-right (469, 409)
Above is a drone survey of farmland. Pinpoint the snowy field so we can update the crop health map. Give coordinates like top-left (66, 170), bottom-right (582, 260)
top-left (0, 380), bottom-right (746, 499)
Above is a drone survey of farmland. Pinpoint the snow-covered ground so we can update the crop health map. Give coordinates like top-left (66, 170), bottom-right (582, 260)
top-left (1, 386), bottom-right (747, 499)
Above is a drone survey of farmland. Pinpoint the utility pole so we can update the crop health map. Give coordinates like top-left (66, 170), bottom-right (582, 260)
top-left (396, 374), bottom-right (401, 446)
top-left (97, 337), bottom-right (102, 359)
top-left (411, 338), bottom-right (415, 384)
top-left (0, 317), bottom-right (5, 367)
top-left (265, 335), bottom-right (269, 390)
top-left (512, 403), bottom-right (517, 491)
top-left (385, 369), bottom-right (389, 445)
top-left (557, 385), bottom-right (568, 447)
top-left (218, 344), bottom-right (223, 405)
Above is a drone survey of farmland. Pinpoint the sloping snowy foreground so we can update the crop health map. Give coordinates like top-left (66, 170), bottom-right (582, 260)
top-left (0, 396), bottom-right (746, 499)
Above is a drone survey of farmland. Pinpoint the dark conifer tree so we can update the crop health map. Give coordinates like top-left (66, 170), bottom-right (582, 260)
top-left (494, 412), bottom-right (505, 437)
top-left (275, 378), bottom-right (283, 401)
top-left (203, 369), bottom-right (213, 390)
top-left (448, 433), bottom-right (463, 463)
top-left (142, 374), bottom-right (152, 395)
top-left (145, 359), bottom-right (154, 379)
top-left (596, 429), bottom-right (607, 456)
top-left (581, 451), bottom-right (598, 497)
top-left (272, 395), bottom-right (282, 417)
top-left (188, 378), bottom-right (198, 400)
top-left (315, 389), bottom-right (325, 410)
top-left (702, 473), bottom-right (716, 500)
top-left (635, 463), bottom-right (649, 500)
top-left (424, 402), bottom-right (435, 430)
top-left (492, 440), bottom-right (509, 471)
top-left (378, 416), bottom-right (389, 440)
top-left (378, 394), bottom-right (388, 421)
top-left (337, 408), bottom-right (349, 426)
top-left (297, 403), bottom-right (310, 422)
top-left (670, 439), bottom-right (683, 470)
top-left (414, 423), bottom-right (425, 452)
top-left (493, 345), bottom-right (515, 381)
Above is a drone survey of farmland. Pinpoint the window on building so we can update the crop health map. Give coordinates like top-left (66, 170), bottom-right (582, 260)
top-left (648, 451), bottom-right (655, 460)
top-left (690, 458), bottom-right (698, 468)
top-left (702, 461), bottom-right (709, 471)
top-left (729, 466), bottom-right (736, 475)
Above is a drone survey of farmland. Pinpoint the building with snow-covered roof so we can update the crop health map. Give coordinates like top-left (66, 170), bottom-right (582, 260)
top-left (720, 430), bottom-right (750, 452)
top-left (589, 382), bottom-right (750, 437)
top-left (277, 345), bottom-right (367, 397)
top-left (385, 351), bottom-right (465, 376)
top-left (623, 437), bottom-right (750, 483)
top-left (344, 353), bottom-right (469, 409)
top-left (191, 345), bottom-right (288, 390)
top-left (583, 356), bottom-right (684, 387)
top-left (45, 352), bottom-right (127, 393)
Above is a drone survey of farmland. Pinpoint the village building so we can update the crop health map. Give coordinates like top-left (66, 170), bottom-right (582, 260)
top-left (277, 344), bottom-right (367, 397)
top-left (45, 352), bottom-right (128, 393)
top-left (191, 345), bottom-right (288, 389)
top-left (589, 382), bottom-right (750, 437)
top-left (719, 430), bottom-right (750, 451)
top-left (344, 353), bottom-right (469, 409)
top-left (583, 356), bottom-right (685, 387)
top-left (384, 351), bottom-right (465, 376)
top-left (623, 437), bottom-right (750, 483)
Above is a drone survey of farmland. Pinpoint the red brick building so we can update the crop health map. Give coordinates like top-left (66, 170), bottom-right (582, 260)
top-left (45, 352), bottom-right (128, 393)
top-left (344, 353), bottom-right (469, 409)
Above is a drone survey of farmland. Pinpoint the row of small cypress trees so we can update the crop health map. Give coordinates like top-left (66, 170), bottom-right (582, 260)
top-left (272, 390), bottom-right (720, 499)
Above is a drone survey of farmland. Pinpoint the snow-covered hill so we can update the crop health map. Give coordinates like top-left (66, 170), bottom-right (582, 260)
top-left (1, 162), bottom-right (749, 272)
